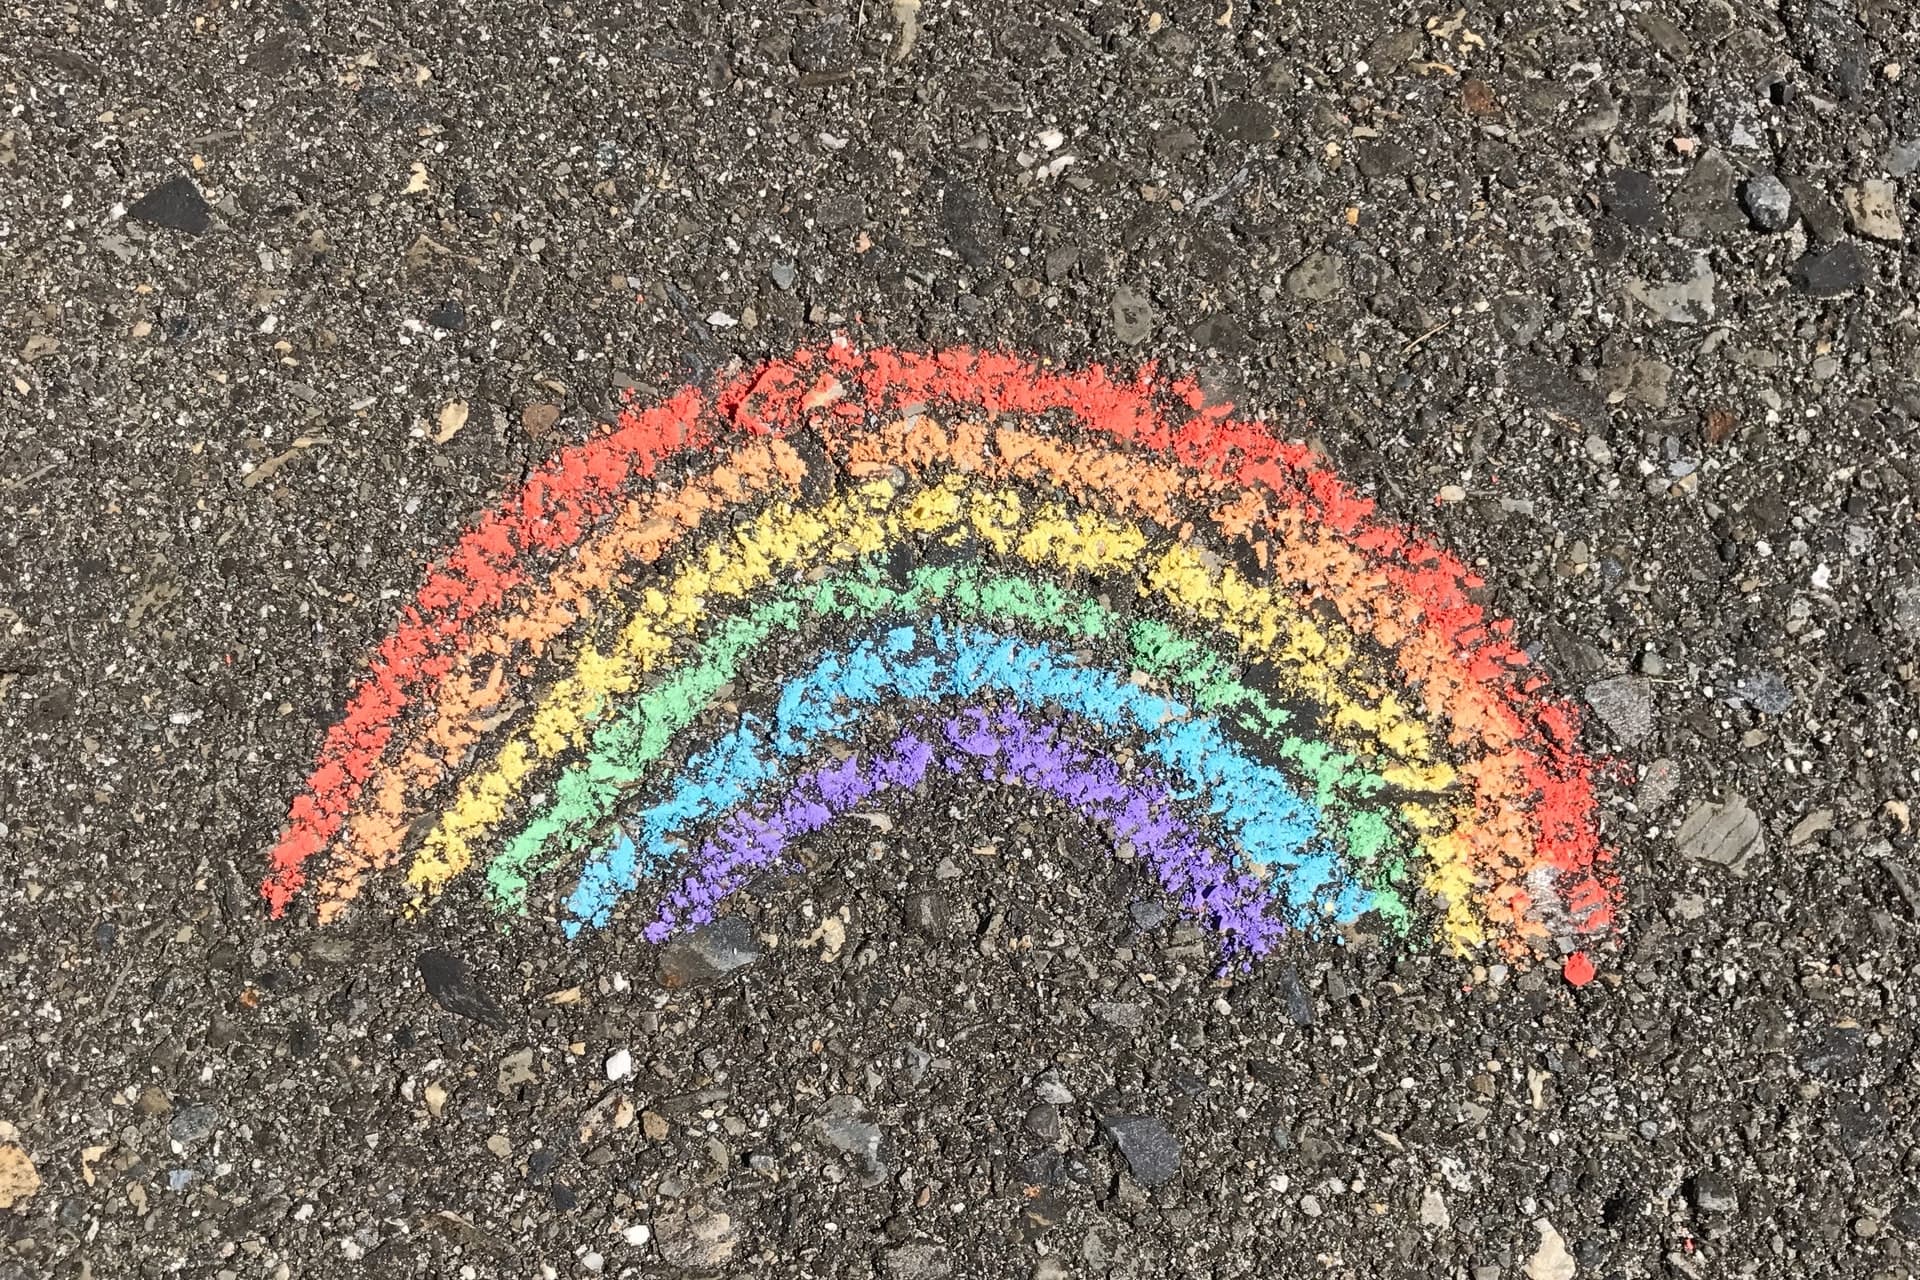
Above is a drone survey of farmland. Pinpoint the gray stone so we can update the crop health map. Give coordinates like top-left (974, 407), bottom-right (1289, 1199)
top-left (653, 1206), bottom-right (739, 1271)
top-left (1889, 140), bottom-right (1920, 178)
top-left (1493, 293), bottom-right (1546, 346)
top-left (1627, 253), bottom-right (1715, 323)
top-left (1100, 1113), bottom-right (1181, 1187)
top-left (1090, 1001), bottom-right (1144, 1029)
top-left (884, 1243), bottom-right (952, 1279)
top-left (1584, 675), bottom-right (1653, 744)
top-left (813, 1095), bottom-right (888, 1182)
top-left (1025, 1102), bottom-right (1061, 1142)
top-left (655, 917), bottom-right (765, 988)
top-left (1843, 179), bottom-right (1904, 242)
top-left (1284, 249), bottom-right (1347, 303)
top-left (1691, 1170), bottom-right (1739, 1215)
top-left (769, 259), bottom-right (797, 290)
top-left (168, 1105), bottom-right (221, 1146)
top-left (1789, 243), bottom-right (1865, 297)
top-left (1111, 284), bottom-right (1155, 346)
top-left (1676, 795), bottom-right (1763, 874)
top-left (1740, 173), bottom-right (1793, 232)
top-left (1892, 582), bottom-right (1920, 633)
top-left (1731, 670), bottom-right (1793, 715)
top-left (1638, 758), bottom-right (1681, 811)
top-left (1127, 897), bottom-right (1168, 930)
top-left (1671, 150), bottom-right (1745, 238)
top-left (1355, 140), bottom-right (1414, 178)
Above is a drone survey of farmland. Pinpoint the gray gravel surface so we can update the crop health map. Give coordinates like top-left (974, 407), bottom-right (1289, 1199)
top-left (4, 1), bottom-right (1920, 1277)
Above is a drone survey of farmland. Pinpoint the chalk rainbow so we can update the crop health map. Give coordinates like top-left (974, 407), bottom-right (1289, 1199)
top-left (263, 343), bottom-right (1618, 966)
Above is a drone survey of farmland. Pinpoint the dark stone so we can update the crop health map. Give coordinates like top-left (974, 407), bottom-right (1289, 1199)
top-left (904, 891), bottom-right (948, 936)
top-left (656, 917), bottom-right (766, 988)
top-left (1798, 1023), bottom-right (1864, 1078)
top-left (1025, 1102), bottom-right (1061, 1142)
top-left (1099, 1112), bottom-right (1181, 1187)
top-left (1789, 243), bottom-right (1866, 297)
top-left (1277, 964), bottom-right (1315, 1026)
top-left (453, 182), bottom-right (491, 218)
top-left (169, 1104), bottom-right (222, 1145)
top-left (1212, 101), bottom-right (1279, 143)
top-left (1128, 898), bottom-right (1168, 930)
top-left (937, 173), bottom-right (1001, 272)
top-left (1782, 176), bottom-right (1845, 244)
top-left (417, 949), bottom-right (507, 1026)
top-left (549, 1183), bottom-right (577, 1210)
top-left (1355, 140), bottom-right (1414, 178)
top-left (128, 176), bottom-right (213, 236)
top-left (1670, 151), bottom-right (1745, 239)
top-left (426, 299), bottom-right (466, 332)
top-left (1603, 169), bottom-right (1663, 229)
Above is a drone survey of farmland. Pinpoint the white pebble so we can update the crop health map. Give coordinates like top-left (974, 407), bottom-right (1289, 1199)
top-left (605, 1049), bottom-right (633, 1082)
top-left (621, 1223), bottom-right (652, 1246)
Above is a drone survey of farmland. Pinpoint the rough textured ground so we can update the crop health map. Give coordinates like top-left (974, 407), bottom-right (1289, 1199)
top-left (3, 1), bottom-right (1919, 1277)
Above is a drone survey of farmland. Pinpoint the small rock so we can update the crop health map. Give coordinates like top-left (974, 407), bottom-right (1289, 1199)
top-left (1355, 140), bottom-right (1414, 178)
top-left (1584, 675), bottom-right (1653, 745)
top-left (1035, 1081), bottom-right (1075, 1105)
top-left (1284, 249), bottom-right (1347, 303)
top-left (128, 175), bottom-right (213, 235)
top-left (1127, 897), bottom-right (1168, 930)
top-left (1524, 1219), bottom-right (1577, 1280)
top-left (1690, 1170), bottom-right (1739, 1215)
top-left (1111, 284), bottom-right (1154, 346)
top-left (769, 259), bottom-right (798, 290)
top-left (136, 1085), bottom-right (172, 1116)
top-left (653, 1206), bottom-right (739, 1271)
top-left (1671, 150), bottom-right (1744, 238)
top-left (1025, 1102), bottom-right (1061, 1142)
top-left (1420, 1187), bottom-right (1451, 1230)
top-left (1731, 670), bottom-right (1793, 715)
top-left (168, 1104), bottom-right (221, 1146)
top-left (1637, 758), bottom-right (1680, 811)
top-left (813, 1095), bottom-right (887, 1182)
top-left (640, 1110), bottom-right (671, 1142)
top-left (1789, 243), bottom-right (1866, 297)
top-left (1843, 180), bottom-right (1904, 242)
top-left (605, 1049), bottom-right (633, 1082)
top-left (419, 949), bottom-right (507, 1026)
top-left (1889, 140), bottom-right (1920, 179)
top-left (498, 1047), bottom-right (537, 1093)
top-left (426, 298), bottom-right (467, 331)
top-left (656, 917), bottom-right (765, 987)
top-left (1492, 293), bottom-right (1546, 346)
top-left (1213, 101), bottom-right (1279, 143)
top-left (0, 1146), bottom-right (40, 1209)
top-left (1782, 175), bottom-right (1846, 243)
top-left (1740, 174), bottom-right (1793, 232)
top-left (1628, 253), bottom-right (1716, 323)
top-left (1676, 795), bottom-right (1763, 874)
top-left (1090, 1001), bottom-right (1144, 1030)
top-left (1672, 892), bottom-right (1708, 921)
top-left (1100, 1113), bottom-right (1181, 1187)
top-left (903, 891), bottom-right (948, 935)
top-left (1603, 169), bottom-right (1663, 229)
top-left (885, 1243), bottom-right (953, 1278)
